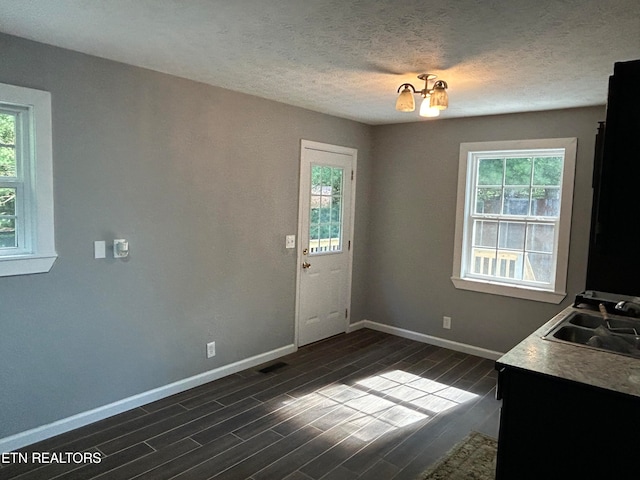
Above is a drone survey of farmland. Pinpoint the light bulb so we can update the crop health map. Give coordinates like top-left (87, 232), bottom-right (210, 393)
top-left (419, 98), bottom-right (440, 117)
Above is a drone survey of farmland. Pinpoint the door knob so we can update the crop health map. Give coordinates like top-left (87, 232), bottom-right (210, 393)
top-left (302, 261), bottom-right (311, 269)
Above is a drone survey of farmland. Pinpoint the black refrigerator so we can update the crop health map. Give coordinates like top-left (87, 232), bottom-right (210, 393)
top-left (586, 59), bottom-right (640, 296)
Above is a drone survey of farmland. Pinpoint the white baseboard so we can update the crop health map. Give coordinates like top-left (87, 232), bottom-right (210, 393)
top-left (2, 322), bottom-right (503, 453)
top-left (0, 344), bottom-right (297, 453)
top-left (349, 320), bottom-right (504, 360)
top-left (346, 320), bottom-right (366, 332)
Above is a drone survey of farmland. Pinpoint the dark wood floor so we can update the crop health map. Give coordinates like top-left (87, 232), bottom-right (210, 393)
top-left (1, 329), bottom-right (501, 480)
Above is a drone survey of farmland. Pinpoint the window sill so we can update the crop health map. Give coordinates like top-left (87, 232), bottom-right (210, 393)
top-left (451, 276), bottom-right (566, 304)
top-left (0, 253), bottom-right (58, 277)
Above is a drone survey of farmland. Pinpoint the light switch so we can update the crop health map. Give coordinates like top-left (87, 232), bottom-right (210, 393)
top-left (285, 235), bottom-right (296, 249)
top-left (94, 241), bottom-right (106, 259)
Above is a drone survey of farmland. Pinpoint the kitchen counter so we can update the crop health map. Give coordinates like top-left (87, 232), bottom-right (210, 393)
top-left (496, 305), bottom-right (640, 398)
top-left (495, 304), bottom-right (640, 478)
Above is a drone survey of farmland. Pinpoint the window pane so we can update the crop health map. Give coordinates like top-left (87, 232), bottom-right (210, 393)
top-left (498, 221), bottom-right (525, 250)
top-left (320, 196), bottom-right (331, 222)
top-left (473, 220), bottom-right (498, 248)
top-left (475, 188), bottom-right (502, 214)
top-left (497, 251), bottom-right (523, 279)
top-left (526, 223), bottom-right (555, 253)
top-left (0, 188), bottom-right (16, 216)
top-left (332, 169), bottom-right (343, 194)
top-left (0, 217), bottom-right (15, 248)
top-left (310, 225), bottom-right (319, 241)
top-left (477, 158), bottom-right (503, 185)
top-left (525, 252), bottom-right (554, 283)
top-left (503, 188), bottom-right (530, 215)
top-left (0, 176), bottom-right (16, 248)
top-left (0, 112), bottom-right (17, 177)
top-left (533, 157), bottom-right (562, 186)
top-left (321, 167), bottom-right (332, 190)
top-left (311, 166), bottom-right (322, 195)
top-left (471, 248), bottom-right (496, 275)
top-left (331, 196), bottom-right (341, 222)
top-left (330, 224), bottom-right (341, 250)
top-left (310, 205), bottom-right (319, 223)
top-left (531, 187), bottom-right (560, 217)
top-left (505, 158), bottom-right (532, 185)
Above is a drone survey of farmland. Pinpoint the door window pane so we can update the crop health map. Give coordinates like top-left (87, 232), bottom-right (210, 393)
top-left (309, 165), bottom-right (344, 254)
top-left (332, 169), bottom-right (343, 194)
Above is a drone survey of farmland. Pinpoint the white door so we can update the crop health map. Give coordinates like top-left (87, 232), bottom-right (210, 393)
top-left (296, 140), bottom-right (356, 346)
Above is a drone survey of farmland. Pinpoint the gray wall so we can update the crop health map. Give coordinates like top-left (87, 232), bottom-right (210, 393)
top-left (367, 107), bottom-right (604, 353)
top-left (0, 31), bottom-right (605, 442)
top-left (0, 33), bottom-right (372, 438)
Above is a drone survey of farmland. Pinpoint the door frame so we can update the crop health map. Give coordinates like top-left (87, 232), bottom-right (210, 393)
top-left (294, 139), bottom-right (358, 347)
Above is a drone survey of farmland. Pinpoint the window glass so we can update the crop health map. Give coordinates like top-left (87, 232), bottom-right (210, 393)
top-left (452, 138), bottom-right (577, 304)
top-left (0, 112), bottom-right (17, 177)
top-left (309, 165), bottom-right (344, 254)
top-left (0, 187), bottom-right (16, 248)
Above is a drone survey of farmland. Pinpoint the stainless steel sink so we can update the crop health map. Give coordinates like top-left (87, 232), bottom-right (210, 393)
top-left (543, 310), bottom-right (640, 358)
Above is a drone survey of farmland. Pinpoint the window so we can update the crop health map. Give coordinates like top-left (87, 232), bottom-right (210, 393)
top-left (309, 165), bottom-right (344, 254)
top-left (0, 82), bottom-right (56, 277)
top-left (452, 138), bottom-right (577, 304)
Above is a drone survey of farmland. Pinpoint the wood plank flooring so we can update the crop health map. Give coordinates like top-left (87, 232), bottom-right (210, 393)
top-left (1, 329), bottom-right (501, 480)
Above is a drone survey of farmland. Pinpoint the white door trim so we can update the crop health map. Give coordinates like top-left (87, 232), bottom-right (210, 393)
top-left (295, 140), bottom-right (357, 347)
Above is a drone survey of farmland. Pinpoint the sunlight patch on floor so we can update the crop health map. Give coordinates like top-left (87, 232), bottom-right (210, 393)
top-left (273, 368), bottom-right (479, 444)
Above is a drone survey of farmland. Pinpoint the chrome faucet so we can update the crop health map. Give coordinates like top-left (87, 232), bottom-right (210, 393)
top-left (615, 300), bottom-right (640, 317)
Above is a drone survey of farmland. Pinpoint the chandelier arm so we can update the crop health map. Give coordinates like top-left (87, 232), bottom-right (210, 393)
top-left (396, 83), bottom-right (417, 94)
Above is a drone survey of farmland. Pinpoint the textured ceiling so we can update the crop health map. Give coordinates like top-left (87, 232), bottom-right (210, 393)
top-left (0, 0), bottom-right (639, 124)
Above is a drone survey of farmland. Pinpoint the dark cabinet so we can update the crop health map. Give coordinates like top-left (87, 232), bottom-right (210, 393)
top-left (586, 59), bottom-right (640, 296)
top-left (495, 365), bottom-right (640, 479)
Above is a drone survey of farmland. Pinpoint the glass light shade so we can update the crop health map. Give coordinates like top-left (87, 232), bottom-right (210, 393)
top-left (429, 84), bottom-right (448, 110)
top-left (395, 87), bottom-right (415, 112)
top-left (419, 98), bottom-right (440, 117)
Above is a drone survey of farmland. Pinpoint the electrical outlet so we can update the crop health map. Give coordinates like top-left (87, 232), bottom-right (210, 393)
top-left (207, 341), bottom-right (216, 358)
top-left (443, 316), bottom-right (452, 329)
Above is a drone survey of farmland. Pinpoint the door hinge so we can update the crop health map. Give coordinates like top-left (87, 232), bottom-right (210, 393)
top-left (351, 170), bottom-right (354, 181)
top-left (348, 240), bottom-right (351, 251)
top-left (345, 308), bottom-right (349, 318)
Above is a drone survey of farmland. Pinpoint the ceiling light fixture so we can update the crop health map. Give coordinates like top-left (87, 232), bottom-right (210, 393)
top-left (395, 73), bottom-right (449, 118)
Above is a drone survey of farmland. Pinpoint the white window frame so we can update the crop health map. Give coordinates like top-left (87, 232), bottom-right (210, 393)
top-left (451, 138), bottom-right (577, 304)
top-left (0, 82), bottom-right (56, 277)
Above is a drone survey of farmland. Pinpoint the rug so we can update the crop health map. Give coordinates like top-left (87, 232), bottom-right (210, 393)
top-left (420, 431), bottom-right (497, 480)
